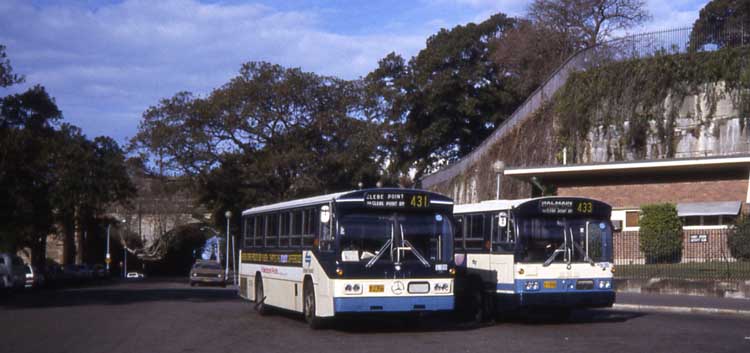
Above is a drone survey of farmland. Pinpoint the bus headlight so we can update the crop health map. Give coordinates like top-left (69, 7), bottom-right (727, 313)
top-left (433, 282), bottom-right (451, 293)
top-left (344, 283), bottom-right (362, 295)
top-left (598, 280), bottom-right (611, 289)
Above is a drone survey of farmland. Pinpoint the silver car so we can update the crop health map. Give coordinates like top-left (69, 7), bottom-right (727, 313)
top-left (0, 253), bottom-right (27, 290)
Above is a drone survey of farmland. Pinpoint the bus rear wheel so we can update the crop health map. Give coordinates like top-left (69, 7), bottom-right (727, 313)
top-left (303, 280), bottom-right (324, 329)
top-left (255, 274), bottom-right (269, 316)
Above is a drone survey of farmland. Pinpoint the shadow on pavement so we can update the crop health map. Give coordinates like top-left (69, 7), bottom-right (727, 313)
top-left (509, 308), bottom-right (646, 325)
top-left (0, 283), bottom-right (237, 309)
top-left (262, 307), bottom-right (645, 334)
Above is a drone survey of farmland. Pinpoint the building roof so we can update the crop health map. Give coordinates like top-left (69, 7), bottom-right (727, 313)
top-left (453, 199), bottom-right (530, 214)
top-left (505, 155), bottom-right (750, 181)
top-left (676, 201), bottom-right (742, 217)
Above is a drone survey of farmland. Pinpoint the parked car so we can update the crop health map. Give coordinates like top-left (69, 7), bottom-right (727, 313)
top-left (76, 264), bottom-right (95, 281)
top-left (93, 264), bottom-right (108, 279)
top-left (43, 264), bottom-right (67, 287)
top-left (189, 260), bottom-right (225, 287)
top-left (24, 264), bottom-right (46, 289)
top-left (0, 253), bottom-right (27, 290)
top-left (126, 272), bottom-right (145, 279)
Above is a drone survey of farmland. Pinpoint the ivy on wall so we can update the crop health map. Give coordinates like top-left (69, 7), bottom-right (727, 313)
top-left (554, 47), bottom-right (750, 162)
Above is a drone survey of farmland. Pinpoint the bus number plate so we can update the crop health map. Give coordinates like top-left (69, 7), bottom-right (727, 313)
top-left (369, 284), bottom-right (384, 293)
top-left (543, 281), bottom-right (557, 289)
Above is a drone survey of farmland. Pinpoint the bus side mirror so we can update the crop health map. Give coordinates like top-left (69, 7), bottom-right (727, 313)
top-left (611, 220), bottom-right (622, 232)
top-left (320, 205), bottom-right (331, 224)
top-left (498, 212), bottom-right (507, 228)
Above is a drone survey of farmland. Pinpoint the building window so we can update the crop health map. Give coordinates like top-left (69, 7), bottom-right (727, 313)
top-left (625, 211), bottom-right (640, 228)
top-left (681, 215), bottom-right (736, 227)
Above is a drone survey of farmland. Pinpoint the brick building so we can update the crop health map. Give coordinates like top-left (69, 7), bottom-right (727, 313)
top-left (504, 155), bottom-right (750, 264)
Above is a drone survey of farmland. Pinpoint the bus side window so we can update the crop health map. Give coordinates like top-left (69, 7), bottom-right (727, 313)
top-left (291, 210), bottom-right (303, 248)
top-left (302, 208), bottom-right (317, 248)
top-left (454, 216), bottom-right (465, 250)
top-left (465, 214), bottom-right (484, 250)
top-left (266, 214), bottom-right (279, 248)
top-left (244, 216), bottom-right (255, 248)
top-left (254, 216), bottom-right (265, 248)
top-left (279, 212), bottom-right (290, 248)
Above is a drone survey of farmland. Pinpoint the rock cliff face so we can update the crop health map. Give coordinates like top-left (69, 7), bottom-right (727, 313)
top-left (583, 83), bottom-right (750, 163)
top-left (424, 84), bottom-right (750, 204)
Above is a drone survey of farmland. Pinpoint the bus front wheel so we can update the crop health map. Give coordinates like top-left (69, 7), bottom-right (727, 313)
top-left (303, 279), bottom-right (324, 329)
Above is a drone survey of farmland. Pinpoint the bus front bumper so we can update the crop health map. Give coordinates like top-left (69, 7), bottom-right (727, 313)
top-left (334, 295), bottom-right (454, 313)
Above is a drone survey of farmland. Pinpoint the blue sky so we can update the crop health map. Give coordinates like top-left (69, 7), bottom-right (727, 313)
top-left (0, 0), bottom-right (708, 145)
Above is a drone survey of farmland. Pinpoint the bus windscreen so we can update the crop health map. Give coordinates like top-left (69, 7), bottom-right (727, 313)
top-left (515, 216), bottom-right (613, 264)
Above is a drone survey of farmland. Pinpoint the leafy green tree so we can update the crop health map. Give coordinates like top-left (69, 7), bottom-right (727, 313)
top-left (690, 0), bottom-right (750, 50)
top-left (131, 62), bottom-right (382, 224)
top-left (0, 86), bottom-right (60, 263)
top-left (638, 203), bottom-right (683, 264)
top-left (0, 44), bottom-right (24, 87)
top-left (365, 14), bottom-right (522, 180)
top-left (727, 216), bottom-right (750, 261)
top-left (50, 125), bottom-right (136, 264)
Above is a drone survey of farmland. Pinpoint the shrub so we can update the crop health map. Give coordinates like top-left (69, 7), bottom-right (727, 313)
top-left (728, 216), bottom-right (750, 261)
top-left (639, 203), bottom-right (683, 264)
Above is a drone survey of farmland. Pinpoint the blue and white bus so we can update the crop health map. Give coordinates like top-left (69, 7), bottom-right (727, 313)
top-left (238, 188), bottom-right (457, 328)
top-left (453, 197), bottom-right (615, 320)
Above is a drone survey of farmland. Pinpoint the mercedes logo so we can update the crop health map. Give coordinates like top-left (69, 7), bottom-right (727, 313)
top-left (391, 281), bottom-right (404, 295)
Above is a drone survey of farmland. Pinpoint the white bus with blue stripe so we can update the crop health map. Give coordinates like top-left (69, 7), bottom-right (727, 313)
top-left (453, 197), bottom-right (615, 320)
top-left (238, 188), bottom-right (457, 328)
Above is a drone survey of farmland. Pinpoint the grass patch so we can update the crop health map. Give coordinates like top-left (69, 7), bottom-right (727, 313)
top-left (615, 261), bottom-right (750, 280)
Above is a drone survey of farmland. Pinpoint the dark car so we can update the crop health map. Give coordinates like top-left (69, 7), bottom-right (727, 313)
top-left (189, 261), bottom-right (225, 287)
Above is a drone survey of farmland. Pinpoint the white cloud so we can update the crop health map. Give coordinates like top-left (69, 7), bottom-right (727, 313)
top-left (0, 0), bottom-right (429, 143)
top-left (0, 0), bottom-right (709, 144)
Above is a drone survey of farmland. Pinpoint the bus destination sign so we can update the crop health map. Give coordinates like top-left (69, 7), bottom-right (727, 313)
top-left (539, 200), bottom-right (594, 215)
top-left (364, 192), bottom-right (430, 209)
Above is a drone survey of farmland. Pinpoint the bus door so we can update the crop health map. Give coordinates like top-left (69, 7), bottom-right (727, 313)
top-left (490, 211), bottom-right (515, 291)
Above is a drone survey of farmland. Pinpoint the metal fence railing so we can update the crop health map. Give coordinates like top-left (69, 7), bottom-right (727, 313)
top-left (422, 24), bottom-right (750, 189)
top-left (614, 229), bottom-right (750, 280)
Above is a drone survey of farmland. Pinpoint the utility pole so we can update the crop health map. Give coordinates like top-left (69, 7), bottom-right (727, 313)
top-left (224, 210), bottom-right (232, 280)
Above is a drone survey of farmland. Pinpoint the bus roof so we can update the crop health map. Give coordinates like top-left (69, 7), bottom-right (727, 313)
top-left (453, 199), bottom-right (531, 214)
top-left (241, 188), bottom-right (454, 216)
top-left (242, 190), bottom-right (353, 216)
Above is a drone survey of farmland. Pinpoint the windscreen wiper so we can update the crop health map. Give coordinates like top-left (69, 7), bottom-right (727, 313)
top-left (365, 225), bottom-right (394, 269)
top-left (572, 238), bottom-right (595, 266)
top-left (402, 239), bottom-right (431, 268)
top-left (543, 246), bottom-right (565, 267)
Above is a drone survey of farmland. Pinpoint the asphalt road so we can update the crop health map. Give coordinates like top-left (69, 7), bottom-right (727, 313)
top-left (1, 278), bottom-right (749, 353)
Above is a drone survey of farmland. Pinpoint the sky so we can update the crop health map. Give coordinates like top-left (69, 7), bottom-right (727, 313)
top-left (0, 0), bottom-right (709, 145)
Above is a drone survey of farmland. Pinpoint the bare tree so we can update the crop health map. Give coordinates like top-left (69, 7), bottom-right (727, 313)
top-left (529, 0), bottom-right (651, 48)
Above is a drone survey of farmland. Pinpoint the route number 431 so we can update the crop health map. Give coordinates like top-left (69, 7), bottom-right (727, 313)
top-left (410, 194), bottom-right (429, 208)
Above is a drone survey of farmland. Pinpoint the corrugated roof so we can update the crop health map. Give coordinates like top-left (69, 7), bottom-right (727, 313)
top-left (676, 201), bottom-right (742, 217)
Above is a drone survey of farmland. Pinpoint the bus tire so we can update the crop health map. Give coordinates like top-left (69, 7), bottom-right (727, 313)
top-left (255, 274), bottom-right (269, 316)
top-left (303, 278), bottom-right (324, 329)
top-left (463, 279), bottom-right (492, 324)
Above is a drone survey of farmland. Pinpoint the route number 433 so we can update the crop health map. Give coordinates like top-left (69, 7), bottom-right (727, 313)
top-left (577, 202), bottom-right (593, 213)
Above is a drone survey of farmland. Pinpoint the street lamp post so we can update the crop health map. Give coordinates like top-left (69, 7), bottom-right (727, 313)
top-left (492, 160), bottom-right (505, 200)
top-left (106, 218), bottom-right (126, 273)
top-left (224, 210), bottom-right (232, 281)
